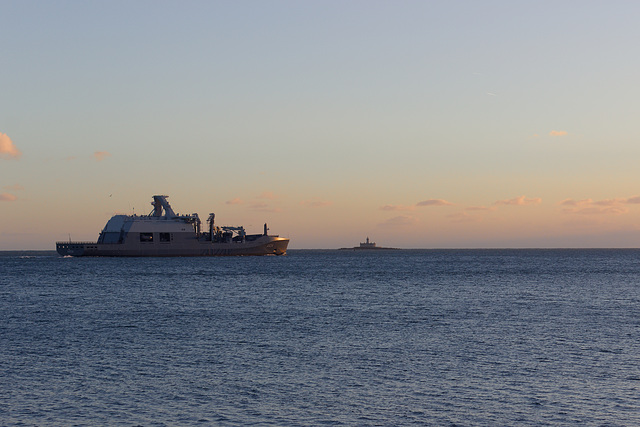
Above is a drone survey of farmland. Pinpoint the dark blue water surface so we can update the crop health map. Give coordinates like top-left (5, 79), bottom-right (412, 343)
top-left (1, 249), bottom-right (639, 426)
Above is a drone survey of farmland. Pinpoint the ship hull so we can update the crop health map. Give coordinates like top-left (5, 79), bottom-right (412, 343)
top-left (56, 236), bottom-right (289, 257)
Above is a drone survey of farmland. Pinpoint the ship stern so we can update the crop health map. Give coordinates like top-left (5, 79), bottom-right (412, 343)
top-left (56, 242), bottom-right (95, 257)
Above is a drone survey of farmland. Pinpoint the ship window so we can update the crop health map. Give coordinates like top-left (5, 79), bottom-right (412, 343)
top-left (140, 232), bottom-right (153, 242)
top-left (160, 233), bottom-right (171, 242)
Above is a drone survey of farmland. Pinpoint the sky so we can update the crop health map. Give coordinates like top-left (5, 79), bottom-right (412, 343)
top-left (2, 0), bottom-right (640, 249)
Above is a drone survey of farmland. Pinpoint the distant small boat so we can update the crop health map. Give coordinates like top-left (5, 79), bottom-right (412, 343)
top-left (339, 237), bottom-right (398, 250)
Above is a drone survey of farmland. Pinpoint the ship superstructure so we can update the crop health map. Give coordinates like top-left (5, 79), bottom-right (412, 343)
top-left (56, 195), bottom-right (289, 257)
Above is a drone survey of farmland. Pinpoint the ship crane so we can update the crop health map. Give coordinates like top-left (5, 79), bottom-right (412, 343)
top-left (207, 213), bottom-right (216, 242)
top-left (222, 226), bottom-right (246, 241)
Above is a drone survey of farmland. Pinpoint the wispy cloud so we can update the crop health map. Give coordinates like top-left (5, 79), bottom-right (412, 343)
top-left (0, 193), bottom-right (18, 202)
top-left (549, 130), bottom-right (568, 136)
top-left (300, 199), bottom-right (333, 208)
top-left (0, 133), bottom-right (21, 159)
top-left (249, 202), bottom-right (282, 213)
top-left (591, 197), bottom-right (640, 206)
top-left (380, 204), bottom-right (415, 211)
top-left (626, 196), bottom-right (640, 204)
top-left (416, 199), bottom-right (454, 207)
top-left (94, 151), bottom-right (111, 161)
top-left (465, 205), bottom-right (495, 211)
top-left (239, 192), bottom-right (284, 211)
top-left (258, 191), bottom-right (278, 200)
top-left (560, 196), bottom-right (640, 215)
top-left (447, 212), bottom-right (482, 223)
top-left (3, 184), bottom-right (24, 191)
top-left (378, 215), bottom-right (418, 227)
top-left (494, 195), bottom-right (542, 206)
top-left (560, 199), bottom-right (591, 207)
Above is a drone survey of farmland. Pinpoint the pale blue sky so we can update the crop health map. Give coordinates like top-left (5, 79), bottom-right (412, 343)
top-left (2, 1), bottom-right (640, 249)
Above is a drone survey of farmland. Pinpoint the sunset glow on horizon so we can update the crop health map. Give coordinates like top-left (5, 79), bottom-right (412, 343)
top-left (2, 1), bottom-right (640, 250)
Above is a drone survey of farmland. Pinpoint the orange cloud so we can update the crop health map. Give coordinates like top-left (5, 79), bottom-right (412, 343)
top-left (0, 193), bottom-right (18, 202)
top-left (593, 199), bottom-right (623, 206)
top-left (565, 206), bottom-right (628, 215)
top-left (94, 151), bottom-right (111, 161)
top-left (226, 198), bottom-right (244, 205)
top-left (301, 199), bottom-right (333, 208)
top-left (549, 130), bottom-right (568, 136)
top-left (592, 196), bottom-right (640, 206)
top-left (416, 199), bottom-right (454, 207)
top-left (494, 196), bottom-right (542, 206)
top-left (0, 133), bottom-right (21, 159)
top-left (560, 196), bottom-right (640, 215)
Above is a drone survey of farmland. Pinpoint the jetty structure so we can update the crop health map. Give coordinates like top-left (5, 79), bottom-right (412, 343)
top-left (56, 195), bottom-right (289, 257)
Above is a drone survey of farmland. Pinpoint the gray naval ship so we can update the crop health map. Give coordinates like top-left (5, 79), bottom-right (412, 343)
top-left (56, 195), bottom-right (289, 257)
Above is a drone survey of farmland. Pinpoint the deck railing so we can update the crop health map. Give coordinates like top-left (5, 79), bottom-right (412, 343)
top-left (56, 242), bottom-right (97, 246)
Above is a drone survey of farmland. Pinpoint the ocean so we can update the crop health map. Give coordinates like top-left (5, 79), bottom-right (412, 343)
top-left (1, 249), bottom-right (639, 426)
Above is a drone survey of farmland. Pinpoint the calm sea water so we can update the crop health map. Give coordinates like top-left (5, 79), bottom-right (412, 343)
top-left (1, 249), bottom-right (639, 426)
